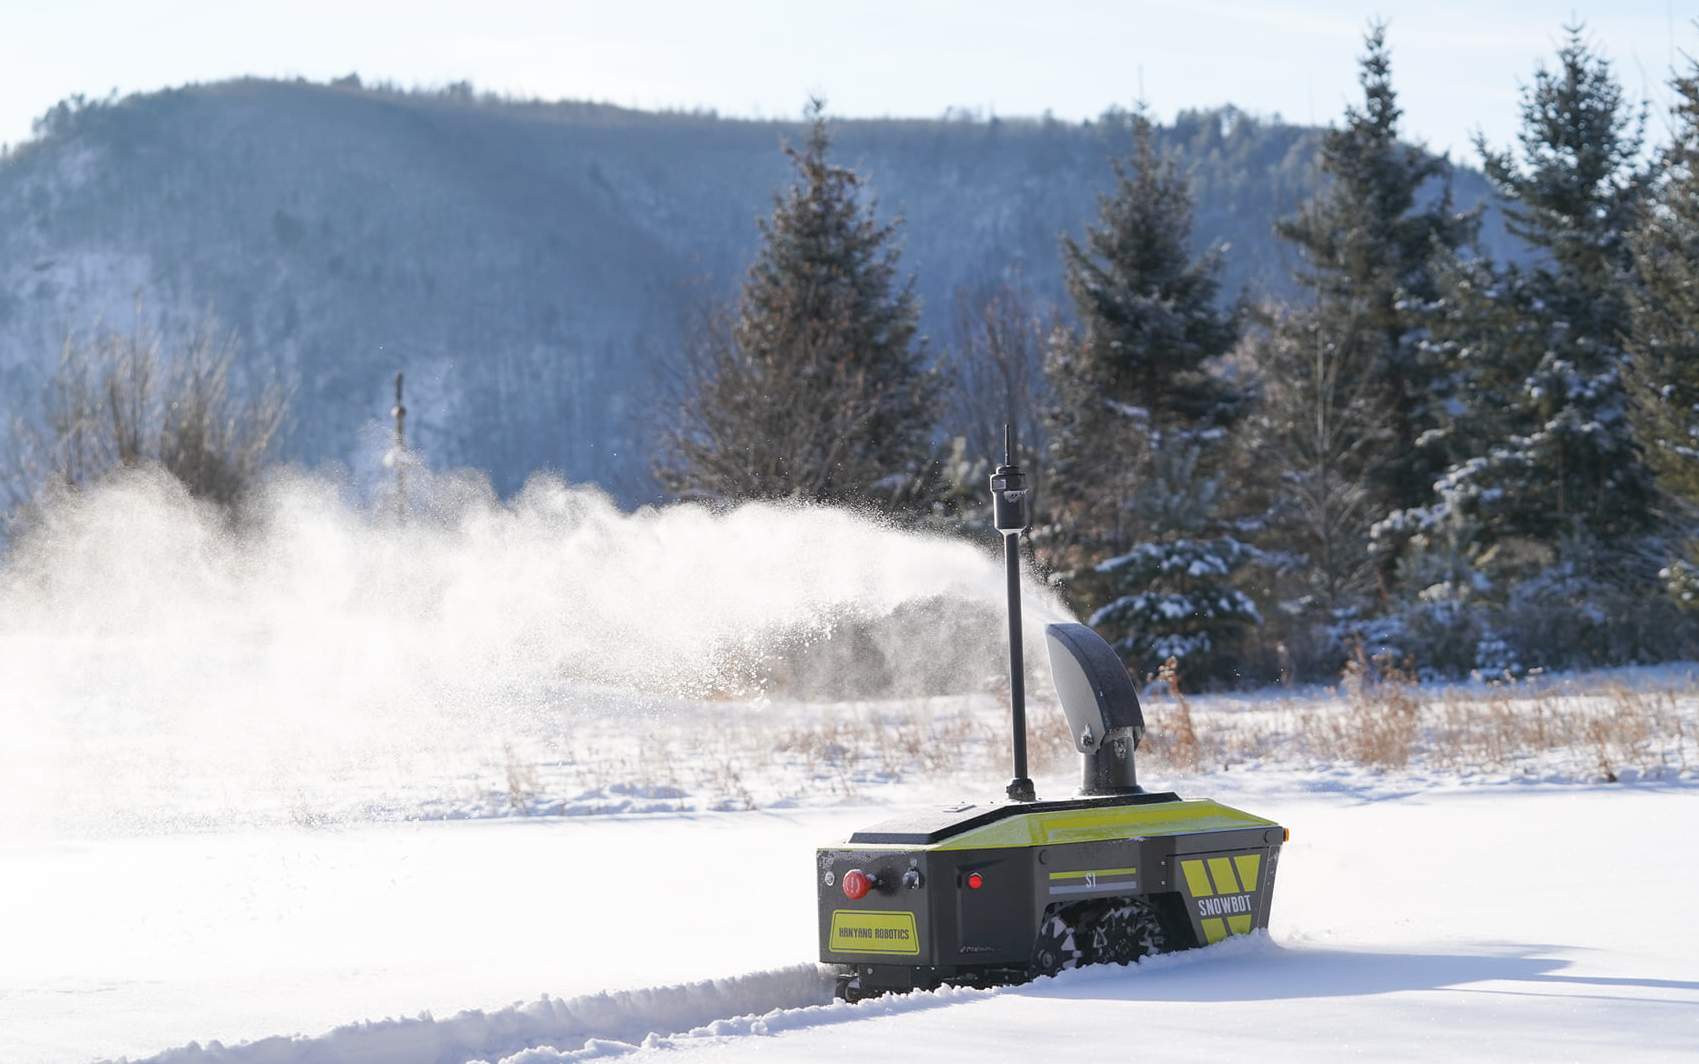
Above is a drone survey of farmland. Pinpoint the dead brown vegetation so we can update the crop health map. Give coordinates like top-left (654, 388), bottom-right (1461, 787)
top-left (1141, 657), bottom-right (1202, 770)
top-left (464, 669), bottom-right (1697, 820)
top-left (3, 316), bottom-right (286, 520)
top-left (1310, 647), bottom-right (1423, 768)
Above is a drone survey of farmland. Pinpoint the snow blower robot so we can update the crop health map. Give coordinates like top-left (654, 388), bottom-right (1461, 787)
top-left (818, 430), bottom-right (1287, 1001)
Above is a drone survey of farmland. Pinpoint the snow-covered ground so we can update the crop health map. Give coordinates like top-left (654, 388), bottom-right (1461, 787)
top-left (3, 776), bottom-right (1695, 1063)
top-left (3, 475), bottom-right (1696, 1062)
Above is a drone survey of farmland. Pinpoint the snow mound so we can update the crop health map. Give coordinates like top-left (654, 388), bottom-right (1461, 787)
top-left (118, 965), bottom-right (835, 1064)
top-left (119, 940), bottom-right (1279, 1064)
top-left (496, 937), bottom-right (1279, 1063)
top-left (489, 982), bottom-right (996, 1063)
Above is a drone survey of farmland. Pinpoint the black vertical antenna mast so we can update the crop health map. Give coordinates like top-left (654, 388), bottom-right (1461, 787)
top-left (392, 371), bottom-right (407, 520)
top-left (990, 423), bottom-right (1036, 802)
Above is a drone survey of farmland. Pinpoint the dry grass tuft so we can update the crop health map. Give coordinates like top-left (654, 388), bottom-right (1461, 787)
top-left (503, 742), bottom-right (539, 813)
top-left (1142, 657), bottom-right (1201, 771)
top-left (1418, 681), bottom-right (1691, 781)
top-left (466, 666), bottom-right (1697, 822)
top-left (1323, 647), bottom-right (1422, 769)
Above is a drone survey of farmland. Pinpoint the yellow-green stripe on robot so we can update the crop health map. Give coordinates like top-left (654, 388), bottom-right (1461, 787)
top-left (929, 800), bottom-right (1274, 851)
top-left (1207, 857), bottom-right (1238, 894)
top-left (1048, 866), bottom-right (1138, 880)
top-left (1234, 853), bottom-right (1262, 892)
top-left (1181, 858), bottom-right (1215, 897)
top-left (1181, 853), bottom-right (1262, 896)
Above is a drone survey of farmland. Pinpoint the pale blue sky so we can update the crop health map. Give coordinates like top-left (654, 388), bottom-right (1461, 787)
top-left (2, 1), bottom-right (1692, 156)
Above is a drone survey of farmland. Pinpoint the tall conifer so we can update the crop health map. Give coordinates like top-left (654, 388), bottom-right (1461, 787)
top-left (658, 101), bottom-right (939, 509)
top-left (1275, 23), bottom-right (1476, 589)
top-left (1627, 59), bottom-right (1699, 603)
top-left (1389, 26), bottom-right (1688, 671)
top-left (1428, 28), bottom-right (1653, 554)
top-left (1046, 114), bottom-right (1253, 684)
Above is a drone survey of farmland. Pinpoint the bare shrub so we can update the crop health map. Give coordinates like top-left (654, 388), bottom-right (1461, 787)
top-left (774, 712), bottom-right (869, 797)
top-left (1249, 309), bottom-right (1385, 618)
top-left (503, 743), bottom-right (539, 813)
top-left (706, 758), bottom-right (756, 810)
top-left (940, 279), bottom-right (1049, 509)
top-left (3, 317), bottom-right (285, 520)
top-left (1590, 685), bottom-right (1663, 780)
top-left (1584, 715), bottom-right (1621, 782)
top-left (1322, 647), bottom-right (1421, 768)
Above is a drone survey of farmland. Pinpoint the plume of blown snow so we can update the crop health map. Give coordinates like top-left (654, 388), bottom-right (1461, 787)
top-left (0, 467), bottom-right (1067, 835)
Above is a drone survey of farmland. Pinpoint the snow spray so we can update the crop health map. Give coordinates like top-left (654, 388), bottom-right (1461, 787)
top-left (0, 467), bottom-right (1068, 835)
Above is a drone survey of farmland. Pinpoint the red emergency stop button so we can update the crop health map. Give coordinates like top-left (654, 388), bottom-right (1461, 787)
top-left (842, 868), bottom-right (874, 900)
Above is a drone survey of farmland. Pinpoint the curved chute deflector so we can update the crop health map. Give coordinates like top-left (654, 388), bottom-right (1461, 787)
top-left (1044, 622), bottom-right (1144, 794)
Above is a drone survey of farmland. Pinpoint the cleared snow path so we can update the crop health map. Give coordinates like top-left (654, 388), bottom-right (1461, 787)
top-left (4, 782), bottom-right (1697, 1063)
top-left (0, 811), bottom-right (835, 1063)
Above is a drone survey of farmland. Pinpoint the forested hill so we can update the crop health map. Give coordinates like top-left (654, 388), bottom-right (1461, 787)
top-left (0, 79), bottom-right (1511, 499)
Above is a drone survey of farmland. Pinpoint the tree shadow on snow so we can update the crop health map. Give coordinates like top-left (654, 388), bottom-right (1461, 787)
top-left (1234, 776), bottom-right (1699, 808)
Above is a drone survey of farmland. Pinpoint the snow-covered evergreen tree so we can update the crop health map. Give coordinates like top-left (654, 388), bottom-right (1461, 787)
top-left (1395, 27), bottom-right (1685, 671)
top-left (1628, 59), bottom-right (1699, 605)
top-left (1424, 28), bottom-right (1654, 556)
top-left (657, 101), bottom-right (939, 511)
top-left (1045, 112), bottom-right (1251, 685)
top-left (1275, 22), bottom-right (1477, 589)
top-left (1085, 445), bottom-right (1260, 683)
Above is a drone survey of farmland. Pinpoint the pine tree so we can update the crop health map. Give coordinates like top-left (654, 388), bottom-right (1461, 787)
top-left (1274, 22), bottom-right (1477, 588)
top-left (1045, 113), bottom-right (1252, 684)
top-left (1083, 443), bottom-right (1261, 684)
top-left (1428, 27), bottom-right (1654, 557)
top-left (657, 101), bottom-right (939, 509)
top-left (1384, 26), bottom-right (1690, 671)
top-left (1627, 59), bottom-right (1699, 604)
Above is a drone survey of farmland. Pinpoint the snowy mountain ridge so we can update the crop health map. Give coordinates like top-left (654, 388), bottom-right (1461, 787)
top-left (0, 80), bottom-right (1512, 500)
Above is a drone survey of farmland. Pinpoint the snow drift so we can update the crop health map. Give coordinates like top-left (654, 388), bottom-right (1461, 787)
top-left (123, 965), bottom-right (837, 1064)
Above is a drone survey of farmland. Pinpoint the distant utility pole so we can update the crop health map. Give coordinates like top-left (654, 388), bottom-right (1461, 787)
top-left (391, 370), bottom-right (407, 519)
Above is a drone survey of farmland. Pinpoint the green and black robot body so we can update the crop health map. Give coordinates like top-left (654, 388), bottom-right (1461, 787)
top-left (817, 789), bottom-right (1286, 1000)
top-left (816, 434), bottom-right (1288, 1001)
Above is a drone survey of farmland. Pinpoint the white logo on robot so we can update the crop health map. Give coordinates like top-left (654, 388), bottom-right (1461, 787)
top-left (1195, 894), bottom-right (1254, 917)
